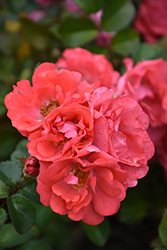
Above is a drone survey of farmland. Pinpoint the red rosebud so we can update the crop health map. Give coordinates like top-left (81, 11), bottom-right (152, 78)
top-left (24, 156), bottom-right (40, 177)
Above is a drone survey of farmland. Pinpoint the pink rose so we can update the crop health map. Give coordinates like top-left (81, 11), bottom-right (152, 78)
top-left (27, 103), bottom-right (94, 161)
top-left (134, 0), bottom-right (167, 43)
top-left (117, 58), bottom-right (167, 127)
top-left (116, 58), bottom-right (167, 176)
top-left (56, 47), bottom-right (120, 89)
top-left (4, 62), bottom-right (92, 137)
top-left (89, 87), bottom-right (154, 187)
top-left (37, 152), bottom-right (127, 225)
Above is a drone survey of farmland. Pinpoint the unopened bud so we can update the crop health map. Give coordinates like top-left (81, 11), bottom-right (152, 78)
top-left (24, 156), bottom-right (40, 177)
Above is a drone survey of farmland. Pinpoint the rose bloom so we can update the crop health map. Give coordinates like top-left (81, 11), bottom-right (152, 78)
top-left (88, 87), bottom-right (154, 187)
top-left (37, 153), bottom-right (127, 225)
top-left (116, 58), bottom-right (167, 176)
top-left (4, 62), bottom-right (94, 137)
top-left (117, 58), bottom-right (167, 127)
top-left (134, 0), bottom-right (167, 43)
top-left (56, 47), bottom-right (120, 90)
top-left (27, 102), bottom-right (95, 161)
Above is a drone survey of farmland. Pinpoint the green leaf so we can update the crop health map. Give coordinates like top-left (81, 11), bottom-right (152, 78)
top-left (0, 209), bottom-right (7, 228)
top-left (15, 139), bottom-right (29, 154)
top-left (73, 0), bottom-right (104, 13)
top-left (0, 209), bottom-right (6, 221)
top-left (101, 0), bottom-right (135, 32)
top-left (111, 28), bottom-right (139, 55)
top-left (0, 85), bottom-right (10, 117)
top-left (10, 139), bottom-right (29, 164)
top-left (16, 240), bottom-right (52, 250)
top-left (7, 194), bottom-right (36, 234)
top-left (133, 43), bottom-right (162, 63)
top-left (0, 181), bottom-right (9, 198)
top-left (0, 223), bottom-right (37, 248)
top-left (159, 211), bottom-right (167, 248)
top-left (18, 179), bottom-right (40, 204)
top-left (58, 18), bottom-right (98, 47)
top-left (0, 170), bottom-right (16, 189)
top-left (82, 218), bottom-right (111, 246)
top-left (0, 161), bottom-right (22, 184)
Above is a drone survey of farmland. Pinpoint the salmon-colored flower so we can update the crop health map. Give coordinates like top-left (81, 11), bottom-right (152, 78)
top-left (116, 58), bottom-right (167, 176)
top-left (89, 87), bottom-right (155, 187)
top-left (37, 152), bottom-right (127, 225)
top-left (4, 63), bottom-right (91, 136)
top-left (56, 47), bottom-right (120, 90)
top-left (117, 58), bottom-right (167, 127)
top-left (27, 103), bottom-right (95, 161)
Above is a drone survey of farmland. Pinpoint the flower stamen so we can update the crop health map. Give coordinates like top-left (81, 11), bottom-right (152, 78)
top-left (40, 99), bottom-right (59, 117)
top-left (71, 164), bottom-right (89, 188)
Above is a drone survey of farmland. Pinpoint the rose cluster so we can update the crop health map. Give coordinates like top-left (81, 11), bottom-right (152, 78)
top-left (5, 48), bottom-right (156, 225)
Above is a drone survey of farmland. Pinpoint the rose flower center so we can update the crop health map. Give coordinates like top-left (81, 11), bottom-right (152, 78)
top-left (40, 100), bottom-right (59, 117)
top-left (71, 164), bottom-right (90, 188)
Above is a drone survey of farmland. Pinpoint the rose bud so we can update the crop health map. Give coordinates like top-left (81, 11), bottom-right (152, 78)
top-left (24, 156), bottom-right (40, 177)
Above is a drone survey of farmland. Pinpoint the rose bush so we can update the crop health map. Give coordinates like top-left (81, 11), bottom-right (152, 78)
top-left (134, 0), bottom-right (167, 43)
top-left (4, 61), bottom-right (154, 225)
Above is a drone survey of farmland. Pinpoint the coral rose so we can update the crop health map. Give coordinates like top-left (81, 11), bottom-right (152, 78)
top-left (27, 103), bottom-right (95, 161)
top-left (56, 47), bottom-right (119, 89)
top-left (116, 58), bottom-right (167, 176)
top-left (134, 0), bottom-right (167, 43)
top-left (37, 152), bottom-right (127, 225)
top-left (117, 58), bottom-right (167, 127)
top-left (4, 62), bottom-right (93, 137)
top-left (88, 87), bottom-right (154, 187)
